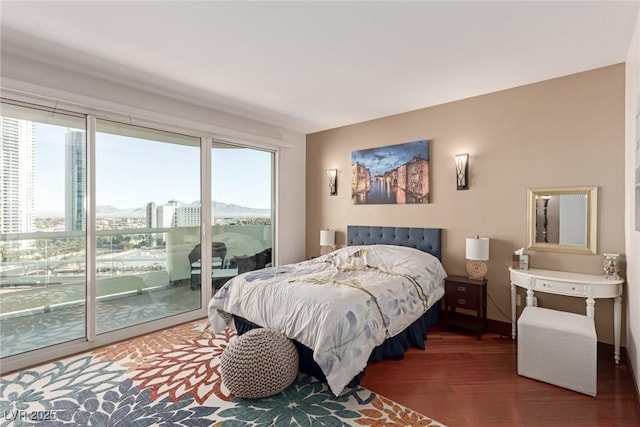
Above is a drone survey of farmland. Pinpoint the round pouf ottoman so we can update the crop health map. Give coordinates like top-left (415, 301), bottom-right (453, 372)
top-left (220, 328), bottom-right (299, 399)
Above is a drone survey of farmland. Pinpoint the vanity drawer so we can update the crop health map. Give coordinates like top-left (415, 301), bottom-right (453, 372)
top-left (510, 270), bottom-right (532, 288)
top-left (533, 278), bottom-right (587, 296)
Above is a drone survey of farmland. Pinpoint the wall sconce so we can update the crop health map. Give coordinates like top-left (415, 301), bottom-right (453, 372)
top-left (455, 154), bottom-right (469, 190)
top-left (327, 169), bottom-right (337, 196)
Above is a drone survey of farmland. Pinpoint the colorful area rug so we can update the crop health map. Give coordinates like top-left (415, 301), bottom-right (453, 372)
top-left (1, 319), bottom-right (445, 426)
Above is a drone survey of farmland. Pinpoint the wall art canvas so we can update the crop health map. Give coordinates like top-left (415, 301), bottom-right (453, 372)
top-left (351, 139), bottom-right (430, 205)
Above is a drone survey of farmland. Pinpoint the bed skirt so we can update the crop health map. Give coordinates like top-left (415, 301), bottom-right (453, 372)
top-left (234, 299), bottom-right (441, 387)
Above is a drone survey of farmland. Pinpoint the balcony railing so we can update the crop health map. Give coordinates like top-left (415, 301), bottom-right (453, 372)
top-left (0, 224), bottom-right (272, 317)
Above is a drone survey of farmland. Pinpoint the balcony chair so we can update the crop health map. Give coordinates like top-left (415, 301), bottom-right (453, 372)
top-left (188, 242), bottom-right (227, 290)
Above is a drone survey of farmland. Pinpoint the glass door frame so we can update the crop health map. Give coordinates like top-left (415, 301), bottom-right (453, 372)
top-left (0, 95), bottom-right (276, 374)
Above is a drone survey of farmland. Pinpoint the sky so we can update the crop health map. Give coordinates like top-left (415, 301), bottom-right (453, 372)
top-left (33, 123), bottom-right (272, 216)
top-left (351, 139), bottom-right (429, 177)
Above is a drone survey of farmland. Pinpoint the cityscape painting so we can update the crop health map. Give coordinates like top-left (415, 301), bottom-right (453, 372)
top-left (351, 139), bottom-right (430, 205)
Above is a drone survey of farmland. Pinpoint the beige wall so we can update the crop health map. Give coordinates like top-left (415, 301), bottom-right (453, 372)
top-left (625, 9), bottom-right (640, 396)
top-left (306, 64), bottom-right (626, 345)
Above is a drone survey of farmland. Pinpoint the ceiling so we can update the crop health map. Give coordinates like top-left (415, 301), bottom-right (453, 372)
top-left (1, 1), bottom-right (638, 135)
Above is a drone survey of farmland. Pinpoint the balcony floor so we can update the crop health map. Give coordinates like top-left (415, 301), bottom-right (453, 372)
top-left (0, 283), bottom-right (201, 358)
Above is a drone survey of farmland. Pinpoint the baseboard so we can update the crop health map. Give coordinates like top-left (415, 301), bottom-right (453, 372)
top-left (622, 346), bottom-right (640, 406)
top-left (487, 318), bottom-right (512, 338)
top-left (438, 312), bottom-right (513, 338)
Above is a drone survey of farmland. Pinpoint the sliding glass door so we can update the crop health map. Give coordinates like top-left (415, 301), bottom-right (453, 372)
top-left (0, 103), bottom-right (87, 357)
top-left (210, 142), bottom-right (274, 285)
top-left (95, 120), bottom-right (202, 333)
top-left (0, 99), bottom-right (277, 372)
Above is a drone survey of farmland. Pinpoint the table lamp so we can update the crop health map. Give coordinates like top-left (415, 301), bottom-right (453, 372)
top-left (320, 229), bottom-right (335, 255)
top-left (466, 236), bottom-right (489, 279)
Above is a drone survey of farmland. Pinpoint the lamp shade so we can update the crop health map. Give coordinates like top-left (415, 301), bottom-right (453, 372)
top-left (320, 229), bottom-right (335, 247)
top-left (466, 237), bottom-right (489, 261)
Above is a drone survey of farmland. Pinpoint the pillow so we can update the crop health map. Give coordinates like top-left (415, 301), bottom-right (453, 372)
top-left (324, 244), bottom-right (446, 282)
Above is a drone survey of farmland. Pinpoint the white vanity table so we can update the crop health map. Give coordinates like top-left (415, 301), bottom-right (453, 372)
top-left (509, 267), bottom-right (624, 364)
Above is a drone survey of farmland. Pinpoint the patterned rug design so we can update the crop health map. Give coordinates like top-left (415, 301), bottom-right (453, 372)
top-left (0, 319), bottom-right (445, 426)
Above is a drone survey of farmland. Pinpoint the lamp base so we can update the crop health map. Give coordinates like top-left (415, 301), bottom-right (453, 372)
top-left (467, 260), bottom-right (488, 280)
top-left (320, 245), bottom-right (335, 256)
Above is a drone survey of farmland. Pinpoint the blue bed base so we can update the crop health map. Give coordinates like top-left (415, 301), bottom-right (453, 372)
top-left (236, 225), bottom-right (444, 388)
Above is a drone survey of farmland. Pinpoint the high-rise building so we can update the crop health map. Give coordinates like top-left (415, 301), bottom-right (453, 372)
top-left (155, 200), bottom-right (200, 228)
top-left (65, 130), bottom-right (86, 231)
top-left (146, 202), bottom-right (157, 228)
top-left (175, 205), bottom-right (200, 227)
top-left (157, 200), bottom-right (179, 228)
top-left (152, 200), bottom-right (199, 246)
top-left (0, 117), bottom-right (34, 249)
top-left (146, 202), bottom-right (157, 246)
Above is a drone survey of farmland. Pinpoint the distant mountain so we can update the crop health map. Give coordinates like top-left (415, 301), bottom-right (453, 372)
top-left (93, 201), bottom-right (269, 218)
top-left (212, 201), bottom-right (270, 218)
top-left (35, 201), bottom-right (270, 219)
top-left (95, 205), bottom-right (146, 217)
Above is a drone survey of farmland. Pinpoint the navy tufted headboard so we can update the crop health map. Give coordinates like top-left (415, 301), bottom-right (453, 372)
top-left (347, 226), bottom-right (442, 260)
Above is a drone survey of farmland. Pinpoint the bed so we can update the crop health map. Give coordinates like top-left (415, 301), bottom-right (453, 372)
top-left (208, 225), bottom-right (446, 396)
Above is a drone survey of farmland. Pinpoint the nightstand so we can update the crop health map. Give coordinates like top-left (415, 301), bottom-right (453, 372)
top-left (443, 275), bottom-right (487, 340)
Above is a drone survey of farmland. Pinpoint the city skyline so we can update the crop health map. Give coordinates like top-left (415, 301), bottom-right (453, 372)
top-left (0, 117), bottom-right (35, 247)
top-left (32, 122), bottom-right (273, 217)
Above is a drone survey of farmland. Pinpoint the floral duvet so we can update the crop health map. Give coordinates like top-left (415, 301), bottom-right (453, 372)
top-left (208, 244), bottom-right (447, 396)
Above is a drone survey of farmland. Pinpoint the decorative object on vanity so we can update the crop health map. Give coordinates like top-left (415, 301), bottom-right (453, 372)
top-left (526, 186), bottom-right (597, 254)
top-left (327, 169), bottom-right (338, 196)
top-left (512, 248), bottom-right (528, 270)
top-left (351, 139), bottom-right (430, 205)
top-left (455, 153), bottom-right (469, 190)
top-left (319, 229), bottom-right (336, 255)
top-left (603, 253), bottom-right (620, 280)
top-left (465, 236), bottom-right (489, 279)
top-left (509, 267), bottom-right (624, 364)
top-left (443, 275), bottom-right (487, 340)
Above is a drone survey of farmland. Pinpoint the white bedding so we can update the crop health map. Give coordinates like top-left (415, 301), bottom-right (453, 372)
top-left (208, 244), bottom-right (447, 396)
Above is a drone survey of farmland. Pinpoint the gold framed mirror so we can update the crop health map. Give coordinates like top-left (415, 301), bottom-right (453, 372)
top-left (526, 186), bottom-right (598, 255)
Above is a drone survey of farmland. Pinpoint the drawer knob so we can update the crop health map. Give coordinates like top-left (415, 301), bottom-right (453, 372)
top-left (458, 298), bottom-right (466, 305)
top-left (457, 286), bottom-right (466, 292)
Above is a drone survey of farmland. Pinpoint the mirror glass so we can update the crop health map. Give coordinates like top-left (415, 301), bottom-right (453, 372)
top-left (526, 186), bottom-right (598, 254)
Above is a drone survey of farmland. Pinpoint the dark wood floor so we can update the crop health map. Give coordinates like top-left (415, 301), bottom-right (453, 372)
top-left (360, 328), bottom-right (640, 427)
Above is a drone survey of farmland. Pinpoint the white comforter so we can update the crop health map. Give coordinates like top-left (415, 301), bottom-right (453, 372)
top-left (208, 244), bottom-right (447, 396)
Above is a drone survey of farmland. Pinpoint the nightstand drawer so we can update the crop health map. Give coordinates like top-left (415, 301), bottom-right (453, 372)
top-left (445, 282), bottom-right (479, 307)
top-left (446, 294), bottom-right (479, 308)
top-left (443, 275), bottom-right (487, 340)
